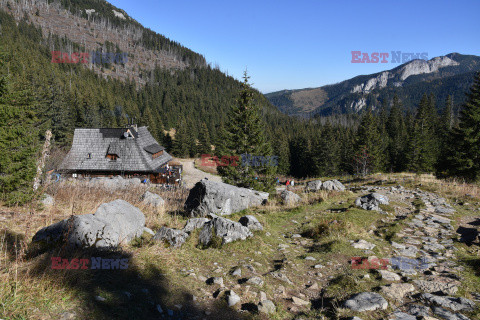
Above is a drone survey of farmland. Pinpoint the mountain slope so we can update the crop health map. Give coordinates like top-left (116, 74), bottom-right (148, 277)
top-left (266, 53), bottom-right (480, 117)
top-left (0, 0), bottom-right (293, 159)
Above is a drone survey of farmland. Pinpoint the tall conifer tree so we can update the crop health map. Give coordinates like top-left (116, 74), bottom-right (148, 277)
top-left (444, 72), bottom-right (480, 180)
top-left (217, 71), bottom-right (276, 192)
top-left (0, 53), bottom-right (40, 204)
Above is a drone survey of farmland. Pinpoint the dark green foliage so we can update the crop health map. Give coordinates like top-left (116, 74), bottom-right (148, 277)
top-left (0, 5), bottom-right (478, 202)
top-left (311, 123), bottom-right (342, 176)
top-left (443, 72), bottom-right (480, 181)
top-left (354, 109), bottom-right (385, 174)
top-left (0, 53), bottom-right (40, 205)
top-left (406, 93), bottom-right (439, 173)
top-left (217, 72), bottom-right (276, 192)
top-left (197, 122), bottom-right (211, 155)
top-left (386, 95), bottom-right (407, 172)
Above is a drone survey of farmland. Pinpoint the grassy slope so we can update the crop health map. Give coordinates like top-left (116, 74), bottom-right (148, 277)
top-left (1, 173), bottom-right (479, 319)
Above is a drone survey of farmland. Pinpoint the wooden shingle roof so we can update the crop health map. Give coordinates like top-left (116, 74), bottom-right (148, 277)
top-left (59, 126), bottom-right (172, 173)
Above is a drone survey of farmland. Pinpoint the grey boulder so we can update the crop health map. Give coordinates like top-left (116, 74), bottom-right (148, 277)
top-left (141, 191), bottom-right (165, 208)
top-left (226, 290), bottom-right (241, 307)
top-left (184, 179), bottom-right (268, 217)
top-left (388, 312), bottom-right (416, 320)
top-left (153, 227), bottom-right (189, 248)
top-left (198, 215), bottom-right (253, 246)
top-left (343, 292), bottom-right (388, 312)
top-left (420, 293), bottom-right (475, 312)
top-left (432, 306), bottom-right (471, 320)
top-left (305, 180), bottom-right (322, 192)
top-left (355, 192), bottom-right (389, 211)
top-left (183, 218), bottom-right (210, 233)
top-left (257, 300), bottom-right (276, 314)
top-left (280, 190), bottom-right (301, 205)
top-left (32, 199), bottom-right (145, 249)
top-left (89, 176), bottom-right (141, 190)
top-left (322, 180), bottom-right (346, 191)
top-left (239, 215), bottom-right (263, 231)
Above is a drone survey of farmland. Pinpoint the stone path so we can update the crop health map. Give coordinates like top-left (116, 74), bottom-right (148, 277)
top-left (344, 186), bottom-right (478, 320)
top-left (176, 159), bottom-right (222, 189)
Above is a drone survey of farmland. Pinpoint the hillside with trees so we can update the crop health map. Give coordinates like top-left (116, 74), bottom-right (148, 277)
top-left (0, 0), bottom-right (479, 205)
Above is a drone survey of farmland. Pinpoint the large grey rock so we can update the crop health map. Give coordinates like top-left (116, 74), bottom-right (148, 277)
top-left (280, 190), bottom-right (301, 205)
top-left (153, 227), bottom-right (189, 248)
top-left (355, 192), bottom-right (389, 211)
top-left (414, 278), bottom-right (459, 295)
top-left (378, 269), bottom-right (401, 281)
top-left (239, 215), bottom-right (263, 231)
top-left (344, 292), bottom-right (388, 311)
top-left (89, 176), bottom-right (142, 190)
top-left (380, 283), bottom-right (415, 300)
top-left (435, 206), bottom-right (456, 215)
top-left (247, 276), bottom-right (264, 286)
top-left (32, 199), bottom-right (145, 249)
top-left (198, 215), bottom-right (253, 246)
top-left (321, 180), bottom-right (346, 191)
top-left (184, 179), bottom-right (269, 217)
top-left (388, 312), bottom-right (416, 320)
top-left (182, 218), bottom-right (210, 233)
top-left (407, 304), bottom-right (431, 317)
top-left (421, 293), bottom-right (476, 312)
top-left (141, 191), bottom-right (165, 208)
top-left (432, 306), bottom-right (471, 320)
top-left (269, 270), bottom-right (293, 284)
top-left (41, 194), bottom-right (55, 208)
top-left (351, 239), bottom-right (376, 250)
top-left (257, 300), bottom-right (276, 314)
top-left (227, 290), bottom-right (240, 307)
top-left (305, 180), bottom-right (322, 192)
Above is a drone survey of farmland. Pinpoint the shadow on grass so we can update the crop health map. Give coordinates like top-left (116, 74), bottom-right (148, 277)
top-left (456, 226), bottom-right (479, 246)
top-left (17, 242), bottom-right (247, 320)
top-left (307, 240), bottom-right (338, 253)
top-left (309, 288), bottom-right (339, 320)
top-left (0, 228), bottom-right (25, 261)
top-left (461, 256), bottom-right (480, 277)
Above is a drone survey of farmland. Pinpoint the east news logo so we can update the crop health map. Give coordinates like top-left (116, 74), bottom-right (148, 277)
top-left (51, 257), bottom-right (129, 270)
top-left (351, 51), bottom-right (428, 63)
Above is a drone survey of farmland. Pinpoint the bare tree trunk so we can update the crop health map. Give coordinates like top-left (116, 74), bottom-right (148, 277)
top-left (33, 130), bottom-right (52, 190)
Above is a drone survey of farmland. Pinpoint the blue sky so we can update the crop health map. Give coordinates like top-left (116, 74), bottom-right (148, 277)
top-left (109, 0), bottom-right (480, 93)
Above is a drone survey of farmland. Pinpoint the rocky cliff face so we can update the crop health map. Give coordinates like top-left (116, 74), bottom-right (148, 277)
top-left (266, 53), bottom-right (480, 117)
top-left (351, 57), bottom-right (460, 95)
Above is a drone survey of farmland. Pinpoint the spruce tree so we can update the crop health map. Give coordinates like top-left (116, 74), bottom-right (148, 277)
top-left (217, 71), bottom-right (276, 192)
top-left (435, 95), bottom-right (454, 177)
top-left (406, 93), bottom-right (439, 173)
top-left (0, 53), bottom-right (40, 205)
top-left (172, 118), bottom-right (190, 158)
top-left (354, 109), bottom-right (384, 175)
top-left (312, 122), bottom-right (341, 176)
top-left (197, 122), bottom-right (211, 155)
top-left (272, 130), bottom-right (290, 175)
top-left (445, 72), bottom-right (480, 181)
top-left (386, 95), bottom-right (407, 172)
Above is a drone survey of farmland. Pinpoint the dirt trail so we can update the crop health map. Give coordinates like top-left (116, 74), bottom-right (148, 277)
top-left (176, 158), bottom-right (222, 188)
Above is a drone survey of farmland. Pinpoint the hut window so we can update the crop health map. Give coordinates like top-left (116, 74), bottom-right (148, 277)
top-left (106, 154), bottom-right (118, 161)
top-left (87, 153), bottom-right (92, 159)
top-left (152, 150), bottom-right (163, 159)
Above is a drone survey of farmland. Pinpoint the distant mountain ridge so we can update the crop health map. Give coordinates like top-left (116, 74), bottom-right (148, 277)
top-left (266, 53), bottom-right (480, 117)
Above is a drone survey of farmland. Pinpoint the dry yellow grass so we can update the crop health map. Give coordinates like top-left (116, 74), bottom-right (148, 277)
top-left (1, 173), bottom-right (479, 319)
top-left (369, 172), bottom-right (480, 200)
top-left (0, 181), bottom-right (192, 319)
